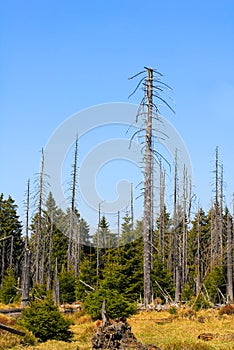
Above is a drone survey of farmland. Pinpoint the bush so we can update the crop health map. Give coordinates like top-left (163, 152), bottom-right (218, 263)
top-left (0, 268), bottom-right (17, 304)
top-left (189, 295), bottom-right (211, 311)
top-left (168, 306), bottom-right (177, 315)
top-left (83, 288), bottom-right (137, 320)
top-left (219, 304), bottom-right (234, 315)
top-left (59, 270), bottom-right (76, 303)
top-left (18, 298), bottom-right (73, 342)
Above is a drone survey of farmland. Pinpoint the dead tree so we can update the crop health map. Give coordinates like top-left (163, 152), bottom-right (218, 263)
top-left (21, 179), bottom-right (31, 306)
top-left (96, 202), bottom-right (101, 279)
top-left (46, 209), bottom-right (53, 290)
top-left (226, 214), bottom-right (233, 303)
top-left (67, 135), bottom-right (79, 273)
top-left (130, 183), bottom-right (134, 230)
top-left (158, 162), bottom-right (165, 262)
top-left (173, 150), bottom-right (181, 303)
top-left (35, 148), bottom-right (45, 284)
top-left (53, 257), bottom-right (60, 305)
top-left (129, 67), bottom-right (174, 307)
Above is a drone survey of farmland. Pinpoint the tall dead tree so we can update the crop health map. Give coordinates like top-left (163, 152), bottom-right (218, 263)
top-left (21, 179), bottom-right (31, 306)
top-left (53, 257), bottom-right (60, 305)
top-left (129, 67), bottom-right (174, 307)
top-left (67, 135), bottom-right (79, 272)
top-left (96, 202), bottom-right (101, 280)
top-left (35, 149), bottom-right (45, 284)
top-left (130, 183), bottom-right (134, 231)
top-left (226, 214), bottom-right (233, 303)
top-left (46, 209), bottom-right (53, 290)
top-left (158, 161), bottom-right (166, 262)
top-left (211, 146), bottom-right (224, 267)
top-left (173, 150), bottom-right (181, 303)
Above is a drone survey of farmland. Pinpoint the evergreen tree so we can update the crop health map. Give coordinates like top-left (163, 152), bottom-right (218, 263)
top-left (59, 268), bottom-right (76, 303)
top-left (0, 268), bottom-right (18, 304)
top-left (75, 254), bottom-right (97, 301)
top-left (19, 297), bottom-right (72, 342)
top-left (93, 216), bottom-right (117, 249)
top-left (0, 194), bottom-right (24, 281)
top-left (119, 212), bottom-right (135, 245)
top-left (187, 209), bottom-right (211, 293)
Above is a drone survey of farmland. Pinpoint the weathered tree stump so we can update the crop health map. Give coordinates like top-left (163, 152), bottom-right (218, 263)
top-left (92, 317), bottom-right (160, 349)
top-left (92, 300), bottom-right (160, 349)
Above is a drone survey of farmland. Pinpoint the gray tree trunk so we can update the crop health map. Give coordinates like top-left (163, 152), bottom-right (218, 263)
top-left (21, 179), bottom-right (30, 306)
top-left (143, 67), bottom-right (154, 307)
top-left (227, 214), bottom-right (233, 303)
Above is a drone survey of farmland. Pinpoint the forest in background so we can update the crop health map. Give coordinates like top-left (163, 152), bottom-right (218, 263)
top-left (0, 144), bottom-right (233, 311)
top-left (0, 68), bottom-right (233, 313)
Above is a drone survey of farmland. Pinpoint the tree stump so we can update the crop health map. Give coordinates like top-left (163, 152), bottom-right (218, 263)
top-left (92, 317), bottom-right (160, 349)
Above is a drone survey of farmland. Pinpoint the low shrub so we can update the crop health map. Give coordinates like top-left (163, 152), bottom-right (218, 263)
top-left (219, 304), bottom-right (234, 315)
top-left (18, 298), bottom-right (73, 342)
top-left (83, 288), bottom-right (137, 320)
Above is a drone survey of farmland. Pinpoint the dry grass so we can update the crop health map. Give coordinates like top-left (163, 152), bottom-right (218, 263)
top-left (1, 308), bottom-right (234, 349)
top-left (128, 309), bottom-right (234, 349)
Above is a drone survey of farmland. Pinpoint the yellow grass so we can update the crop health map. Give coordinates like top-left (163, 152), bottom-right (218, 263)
top-left (128, 309), bottom-right (234, 349)
top-left (1, 308), bottom-right (234, 349)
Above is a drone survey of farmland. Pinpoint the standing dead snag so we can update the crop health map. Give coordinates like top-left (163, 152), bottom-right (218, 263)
top-left (21, 179), bottom-right (31, 306)
top-left (226, 214), bottom-right (233, 303)
top-left (129, 67), bottom-right (174, 307)
top-left (67, 135), bottom-right (80, 274)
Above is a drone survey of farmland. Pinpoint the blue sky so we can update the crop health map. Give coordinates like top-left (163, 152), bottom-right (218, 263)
top-left (1, 0), bottom-right (234, 228)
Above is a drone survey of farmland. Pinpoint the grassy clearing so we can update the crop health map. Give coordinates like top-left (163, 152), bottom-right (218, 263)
top-left (1, 308), bottom-right (234, 349)
top-left (129, 309), bottom-right (234, 349)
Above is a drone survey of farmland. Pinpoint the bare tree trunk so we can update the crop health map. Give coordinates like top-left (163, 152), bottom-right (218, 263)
top-left (35, 149), bottom-right (44, 284)
top-left (53, 257), bottom-right (60, 305)
top-left (227, 214), bottom-right (233, 303)
top-left (181, 165), bottom-right (188, 287)
top-left (130, 183), bottom-right (134, 231)
top-left (47, 210), bottom-right (53, 290)
top-left (219, 164), bottom-right (223, 261)
top-left (117, 210), bottom-right (120, 247)
top-left (129, 66), bottom-right (174, 308)
top-left (96, 203), bottom-right (101, 280)
top-left (1, 241), bottom-right (5, 286)
top-left (214, 146), bottom-right (220, 262)
top-left (195, 208), bottom-right (201, 296)
top-left (159, 162), bottom-right (165, 262)
top-left (67, 136), bottom-right (78, 270)
top-left (174, 150), bottom-right (181, 303)
top-left (143, 67), bottom-right (154, 307)
top-left (21, 179), bottom-right (31, 306)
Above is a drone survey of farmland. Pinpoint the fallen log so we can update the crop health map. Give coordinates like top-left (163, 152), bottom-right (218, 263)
top-left (0, 308), bottom-right (24, 314)
top-left (0, 323), bottom-right (26, 336)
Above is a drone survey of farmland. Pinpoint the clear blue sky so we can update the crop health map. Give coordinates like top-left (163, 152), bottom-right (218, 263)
top-left (1, 0), bottom-right (234, 228)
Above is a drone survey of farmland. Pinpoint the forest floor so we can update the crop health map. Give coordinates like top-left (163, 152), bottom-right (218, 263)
top-left (1, 306), bottom-right (234, 349)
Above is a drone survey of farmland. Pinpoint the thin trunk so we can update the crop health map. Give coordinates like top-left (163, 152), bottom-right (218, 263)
top-left (1, 241), bottom-right (5, 285)
top-left (53, 257), bottom-right (60, 305)
top-left (10, 236), bottom-right (14, 268)
top-left (214, 146), bottom-right (219, 261)
top-left (227, 214), bottom-right (233, 303)
top-left (219, 164), bottom-right (223, 261)
top-left (35, 148), bottom-right (44, 284)
top-left (47, 210), bottom-right (53, 290)
top-left (96, 203), bottom-right (101, 279)
top-left (68, 135), bottom-right (78, 269)
top-left (174, 150), bottom-right (180, 302)
top-left (130, 183), bottom-right (134, 230)
top-left (182, 165), bottom-right (188, 286)
top-left (117, 210), bottom-right (120, 247)
top-left (196, 209), bottom-right (201, 296)
top-left (143, 67), bottom-right (153, 307)
top-left (159, 162), bottom-right (165, 262)
top-left (21, 179), bottom-right (30, 306)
